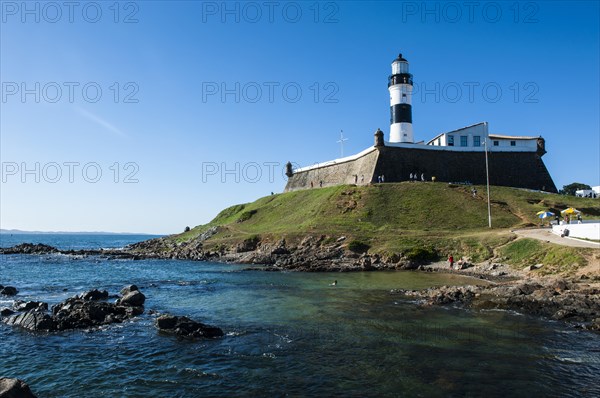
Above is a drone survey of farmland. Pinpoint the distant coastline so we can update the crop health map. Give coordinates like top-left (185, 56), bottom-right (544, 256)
top-left (0, 229), bottom-right (156, 236)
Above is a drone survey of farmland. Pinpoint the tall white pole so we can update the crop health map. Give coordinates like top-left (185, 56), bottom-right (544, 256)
top-left (484, 122), bottom-right (492, 228)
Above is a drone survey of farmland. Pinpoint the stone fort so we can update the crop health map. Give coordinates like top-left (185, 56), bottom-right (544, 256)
top-left (284, 54), bottom-right (557, 193)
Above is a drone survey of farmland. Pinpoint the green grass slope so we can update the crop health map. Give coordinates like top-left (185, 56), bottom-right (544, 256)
top-left (171, 182), bottom-right (600, 267)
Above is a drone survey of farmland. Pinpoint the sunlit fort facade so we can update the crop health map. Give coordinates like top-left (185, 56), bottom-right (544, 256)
top-left (284, 53), bottom-right (557, 193)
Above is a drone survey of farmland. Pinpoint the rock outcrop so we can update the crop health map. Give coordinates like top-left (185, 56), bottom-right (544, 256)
top-left (0, 377), bottom-right (38, 398)
top-left (13, 301), bottom-right (48, 312)
top-left (116, 285), bottom-right (146, 307)
top-left (3, 309), bottom-right (56, 331)
top-left (0, 243), bottom-right (140, 259)
top-left (156, 314), bottom-right (223, 339)
top-left (393, 279), bottom-right (600, 332)
top-left (0, 308), bottom-right (15, 317)
top-left (0, 243), bottom-right (58, 255)
top-left (0, 286), bottom-right (18, 296)
top-left (2, 287), bottom-right (145, 332)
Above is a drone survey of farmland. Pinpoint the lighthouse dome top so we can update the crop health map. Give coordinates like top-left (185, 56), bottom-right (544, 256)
top-left (393, 53), bottom-right (408, 63)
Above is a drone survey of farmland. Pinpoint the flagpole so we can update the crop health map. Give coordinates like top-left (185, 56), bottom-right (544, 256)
top-left (484, 123), bottom-right (492, 228)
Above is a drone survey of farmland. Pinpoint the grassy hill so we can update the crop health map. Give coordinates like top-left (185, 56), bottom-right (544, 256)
top-left (166, 182), bottom-right (600, 271)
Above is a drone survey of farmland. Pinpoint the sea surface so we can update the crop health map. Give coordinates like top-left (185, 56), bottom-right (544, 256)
top-left (1, 234), bottom-right (599, 397)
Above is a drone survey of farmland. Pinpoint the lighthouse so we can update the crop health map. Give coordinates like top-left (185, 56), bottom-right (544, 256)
top-left (388, 53), bottom-right (414, 143)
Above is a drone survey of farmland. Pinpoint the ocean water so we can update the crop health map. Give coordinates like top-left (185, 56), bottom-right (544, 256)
top-left (1, 234), bottom-right (599, 397)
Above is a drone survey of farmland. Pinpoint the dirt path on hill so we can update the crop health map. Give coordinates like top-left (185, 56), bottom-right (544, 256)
top-left (512, 228), bottom-right (600, 249)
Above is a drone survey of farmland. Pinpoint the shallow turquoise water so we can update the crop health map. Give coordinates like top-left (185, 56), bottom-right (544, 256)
top-left (1, 235), bottom-right (599, 397)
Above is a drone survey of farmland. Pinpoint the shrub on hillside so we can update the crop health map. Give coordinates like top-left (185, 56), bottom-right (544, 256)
top-left (237, 209), bottom-right (258, 223)
top-left (404, 247), bottom-right (438, 263)
top-left (348, 240), bottom-right (370, 253)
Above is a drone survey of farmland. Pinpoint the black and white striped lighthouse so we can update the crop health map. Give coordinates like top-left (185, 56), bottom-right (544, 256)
top-left (388, 53), bottom-right (414, 143)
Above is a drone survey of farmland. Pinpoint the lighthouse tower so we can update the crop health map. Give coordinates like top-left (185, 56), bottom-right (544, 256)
top-left (388, 53), bottom-right (414, 143)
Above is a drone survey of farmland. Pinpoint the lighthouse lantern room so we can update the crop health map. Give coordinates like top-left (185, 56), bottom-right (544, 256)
top-left (388, 53), bottom-right (414, 143)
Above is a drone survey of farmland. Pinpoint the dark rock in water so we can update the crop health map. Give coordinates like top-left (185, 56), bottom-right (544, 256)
top-left (3, 308), bottom-right (57, 331)
top-left (52, 299), bottom-right (141, 330)
top-left (0, 286), bottom-right (18, 296)
top-left (0, 377), bottom-right (38, 398)
top-left (2, 287), bottom-right (145, 332)
top-left (13, 301), bottom-right (48, 312)
top-left (79, 289), bottom-right (109, 301)
top-left (156, 314), bottom-right (223, 339)
top-left (117, 290), bottom-right (146, 307)
top-left (1, 308), bottom-right (15, 317)
top-left (120, 284), bottom-right (139, 295)
top-left (0, 243), bottom-right (59, 255)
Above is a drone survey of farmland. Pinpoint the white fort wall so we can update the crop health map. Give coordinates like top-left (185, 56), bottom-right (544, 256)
top-left (285, 147), bottom-right (379, 192)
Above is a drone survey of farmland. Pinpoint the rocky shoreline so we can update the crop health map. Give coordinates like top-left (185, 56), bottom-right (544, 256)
top-left (0, 238), bottom-right (428, 271)
top-left (2, 241), bottom-right (599, 334)
top-left (393, 277), bottom-right (600, 332)
top-left (125, 233), bottom-right (431, 272)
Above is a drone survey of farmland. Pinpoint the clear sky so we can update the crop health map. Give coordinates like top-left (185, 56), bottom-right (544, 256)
top-left (1, 1), bottom-right (599, 234)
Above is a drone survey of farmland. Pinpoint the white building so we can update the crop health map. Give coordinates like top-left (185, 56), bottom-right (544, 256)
top-left (575, 187), bottom-right (599, 198)
top-left (425, 122), bottom-right (541, 153)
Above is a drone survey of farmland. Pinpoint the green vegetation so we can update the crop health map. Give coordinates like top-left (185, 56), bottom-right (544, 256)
top-left (237, 209), bottom-right (258, 223)
top-left (403, 246), bottom-right (438, 263)
top-left (167, 183), bottom-right (599, 271)
top-left (498, 239), bottom-right (592, 275)
top-left (560, 182), bottom-right (592, 196)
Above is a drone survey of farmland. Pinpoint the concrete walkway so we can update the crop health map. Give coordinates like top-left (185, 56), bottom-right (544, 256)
top-left (512, 228), bottom-right (600, 249)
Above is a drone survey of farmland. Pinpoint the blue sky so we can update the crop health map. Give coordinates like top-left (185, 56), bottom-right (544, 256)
top-left (1, 1), bottom-right (599, 234)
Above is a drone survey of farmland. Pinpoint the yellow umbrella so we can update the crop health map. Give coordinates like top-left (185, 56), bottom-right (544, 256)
top-left (561, 208), bottom-right (580, 215)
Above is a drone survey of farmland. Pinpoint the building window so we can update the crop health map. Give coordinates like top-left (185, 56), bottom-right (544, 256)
top-left (510, 141), bottom-right (516, 146)
top-left (473, 136), bottom-right (481, 147)
top-left (460, 136), bottom-right (468, 147)
top-left (437, 138), bottom-right (441, 146)
top-left (493, 141), bottom-right (499, 146)
top-left (448, 135), bottom-right (454, 146)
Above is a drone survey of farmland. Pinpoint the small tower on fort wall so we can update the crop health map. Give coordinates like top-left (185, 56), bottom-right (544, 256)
top-left (374, 128), bottom-right (384, 147)
top-left (388, 53), bottom-right (414, 143)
